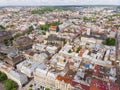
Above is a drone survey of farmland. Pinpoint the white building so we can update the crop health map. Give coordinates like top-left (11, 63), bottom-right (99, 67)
top-left (32, 44), bottom-right (46, 51)
top-left (16, 60), bottom-right (40, 77)
top-left (34, 67), bottom-right (73, 90)
top-left (46, 46), bottom-right (58, 54)
top-left (81, 37), bottom-right (96, 44)
top-left (33, 53), bottom-right (48, 63)
top-left (8, 70), bottom-right (28, 86)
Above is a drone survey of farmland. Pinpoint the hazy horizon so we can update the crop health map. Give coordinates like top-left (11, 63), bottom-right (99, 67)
top-left (0, 0), bottom-right (120, 6)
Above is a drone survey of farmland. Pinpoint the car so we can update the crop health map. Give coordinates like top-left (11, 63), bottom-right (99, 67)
top-left (29, 84), bottom-right (33, 87)
top-left (37, 88), bottom-right (40, 90)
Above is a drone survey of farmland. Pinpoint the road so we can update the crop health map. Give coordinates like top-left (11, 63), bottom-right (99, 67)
top-left (0, 83), bottom-right (5, 90)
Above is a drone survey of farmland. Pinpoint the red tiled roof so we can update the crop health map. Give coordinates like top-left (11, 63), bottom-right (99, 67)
top-left (72, 81), bottom-right (90, 90)
top-left (109, 81), bottom-right (119, 90)
top-left (49, 25), bottom-right (57, 30)
top-left (57, 75), bottom-right (72, 83)
top-left (90, 79), bottom-right (109, 90)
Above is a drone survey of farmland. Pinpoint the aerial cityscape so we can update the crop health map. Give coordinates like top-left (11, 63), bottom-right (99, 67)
top-left (0, 2), bottom-right (120, 90)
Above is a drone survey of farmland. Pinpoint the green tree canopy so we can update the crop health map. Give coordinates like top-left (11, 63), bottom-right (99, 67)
top-left (0, 25), bottom-right (6, 29)
top-left (0, 71), bottom-right (7, 82)
top-left (29, 88), bottom-right (32, 90)
top-left (4, 79), bottom-right (18, 90)
top-left (102, 38), bottom-right (115, 46)
top-left (68, 49), bottom-right (72, 53)
top-left (40, 22), bottom-right (62, 31)
top-left (45, 88), bottom-right (51, 90)
top-left (11, 88), bottom-right (17, 90)
top-left (76, 46), bottom-right (81, 53)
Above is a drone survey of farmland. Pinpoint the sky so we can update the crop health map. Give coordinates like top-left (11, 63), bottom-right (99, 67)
top-left (0, 0), bottom-right (120, 6)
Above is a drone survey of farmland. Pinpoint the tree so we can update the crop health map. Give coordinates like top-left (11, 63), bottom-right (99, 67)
top-left (68, 49), bottom-right (72, 53)
top-left (76, 46), bottom-right (81, 53)
top-left (40, 22), bottom-right (62, 31)
top-left (27, 26), bottom-right (34, 34)
top-left (40, 24), bottom-right (49, 31)
top-left (114, 24), bottom-right (120, 28)
top-left (102, 38), bottom-right (115, 46)
top-left (83, 17), bottom-right (96, 22)
top-left (3, 39), bottom-right (9, 46)
top-left (29, 88), bottom-right (32, 90)
top-left (0, 25), bottom-right (6, 29)
top-left (4, 79), bottom-right (18, 90)
top-left (42, 32), bottom-right (46, 35)
top-left (11, 88), bottom-right (17, 90)
top-left (0, 72), bottom-right (7, 82)
top-left (3, 37), bottom-right (14, 46)
top-left (108, 18), bottom-right (114, 21)
top-left (45, 88), bottom-right (51, 90)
